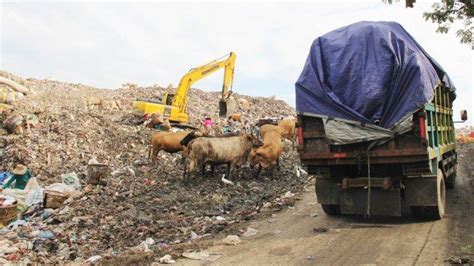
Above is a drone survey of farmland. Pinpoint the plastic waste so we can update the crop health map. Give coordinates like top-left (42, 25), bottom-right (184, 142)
top-left (6, 219), bottom-right (27, 230)
top-left (61, 172), bottom-right (81, 190)
top-left (2, 178), bottom-right (40, 207)
top-left (222, 235), bottom-right (241, 245)
top-left (159, 254), bottom-right (176, 264)
top-left (25, 187), bottom-right (44, 206)
top-left (44, 183), bottom-right (79, 197)
top-left (85, 255), bottom-right (102, 263)
top-left (182, 250), bottom-right (209, 260)
top-left (0, 172), bottom-right (11, 185)
top-left (282, 191), bottom-right (295, 199)
top-left (37, 230), bottom-right (55, 239)
top-left (243, 227), bottom-right (258, 238)
top-left (0, 195), bottom-right (16, 206)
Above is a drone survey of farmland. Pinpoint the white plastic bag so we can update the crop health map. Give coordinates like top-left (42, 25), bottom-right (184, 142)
top-left (2, 177), bottom-right (41, 206)
top-left (44, 183), bottom-right (79, 197)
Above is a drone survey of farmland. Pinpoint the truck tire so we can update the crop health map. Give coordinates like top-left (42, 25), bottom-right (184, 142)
top-left (410, 170), bottom-right (446, 220)
top-left (321, 204), bottom-right (340, 215)
top-left (445, 171), bottom-right (456, 189)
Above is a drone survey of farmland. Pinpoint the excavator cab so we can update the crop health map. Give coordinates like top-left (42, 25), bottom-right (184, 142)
top-left (163, 93), bottom-right (174, 106)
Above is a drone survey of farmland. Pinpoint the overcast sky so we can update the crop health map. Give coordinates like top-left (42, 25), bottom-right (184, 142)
top-left (1, 1), bottom-right (472, 126)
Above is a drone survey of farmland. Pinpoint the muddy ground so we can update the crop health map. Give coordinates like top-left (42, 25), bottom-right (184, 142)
top-left (176, 143), bottom-right (474, 265)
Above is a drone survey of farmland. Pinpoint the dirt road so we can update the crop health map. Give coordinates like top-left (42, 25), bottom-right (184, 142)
top-left (178, 144), bottom-right (474, 265)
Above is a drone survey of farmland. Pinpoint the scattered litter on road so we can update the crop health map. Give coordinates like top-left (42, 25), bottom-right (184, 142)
top-left (282, 191), bottom-right (295, 199)
top-left (159, 254), bottom-right (176, 264)
top-left (313, 227), bottom-right (329, 233)
top-left (445, 256), bottom-right (471, 264)
top-left (85, 255), bottom-right (102, 263)
top-left (190, 231), bottom-right (199, 241)
top-left (243, 227), bottom-right (258, 238)
top-left (182, 250), bottom-right (209, 260)
top-left (223, 235), bottom-right (242, 245)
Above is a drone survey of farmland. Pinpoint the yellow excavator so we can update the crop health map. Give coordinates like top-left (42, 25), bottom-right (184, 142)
top-left (133, 52), bottom-right (238, 124)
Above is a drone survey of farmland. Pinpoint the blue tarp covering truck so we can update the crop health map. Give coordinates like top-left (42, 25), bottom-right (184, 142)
top-left (296, 21), bottom-right (464, 219)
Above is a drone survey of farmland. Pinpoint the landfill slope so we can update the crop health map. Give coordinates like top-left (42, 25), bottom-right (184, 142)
top-left (0, 71), bottom-right (306, 264)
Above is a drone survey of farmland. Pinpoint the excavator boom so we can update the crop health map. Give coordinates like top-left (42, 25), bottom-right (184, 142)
top-left (172, 52), bottom-right (236, 114)
top-left (132, 52), bottom-right (237, 123)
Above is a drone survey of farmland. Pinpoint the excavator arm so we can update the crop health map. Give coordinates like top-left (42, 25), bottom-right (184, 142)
top-left (172, 52), bottom-right (236, 115)
top-left (133, 52), bottom-right (237, 123)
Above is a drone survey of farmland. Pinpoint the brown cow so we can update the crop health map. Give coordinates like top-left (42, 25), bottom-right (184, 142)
top-left (277, 118), bottom-right (297, 147)
top-left (184, 135), bottom-right (259, 179)
top-left (84, 97), bottom-right (104, 111)
top-left (149, 131), bottom-right (189, 164)
top-left (145, 112), bottom-right (165, 128)
top-left (251, 127), bottom-right (283, 177)
top-left (259, 124), bottom-right (281, 138)
top-left (84, 97), bottom-right (122, 112)
top-left (227, 113), bottom-right (242, 122)
top-left (160, 118), bottom-right (172, 131)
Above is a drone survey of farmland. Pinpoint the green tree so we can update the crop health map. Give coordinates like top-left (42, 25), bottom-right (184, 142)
top-left (423, 0), bottom-right (473, 46)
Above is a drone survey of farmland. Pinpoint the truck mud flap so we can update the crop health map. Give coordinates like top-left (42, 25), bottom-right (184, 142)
top-left (340, 189), bottom-right (401, 216)
top-left (315, 179), bottom-right (340, 205)
top-left (405, 178), bottom-right (437, 206)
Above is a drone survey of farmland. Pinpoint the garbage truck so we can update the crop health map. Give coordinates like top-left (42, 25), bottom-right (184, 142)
top-left (295, 21), bottom-right (467, 219)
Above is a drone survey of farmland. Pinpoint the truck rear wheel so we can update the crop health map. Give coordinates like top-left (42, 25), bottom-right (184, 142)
top-left (321, 204), bottom-right (340, 215)
top-left (445, 171), bottom-right (456, 189)
top-left (410, 170), bottom-right (446, 220)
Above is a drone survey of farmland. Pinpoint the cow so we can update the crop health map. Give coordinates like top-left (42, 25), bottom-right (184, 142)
top-left (84, 96), bottom-right (104, 111)
top-left (183, 134), bottom-right (259, 179)
top-left (102, 99), bottom-right (123, 111)
top-left (84, 97), bottom-right (122, 112)
top-left (227, 113), bottom-right (242, 122)
top-left (251, 126), bottom-right (283, 178)
top-left (149, 131), bottom-right (190, 165)
top-left (160, 118), bottom-right (172, 131)
top-left (259, 124), bottom-right (281, 139)
top-left (277, 117), bottom-right (297, 147)
top-left (145, 112), bottom-right (164, 128)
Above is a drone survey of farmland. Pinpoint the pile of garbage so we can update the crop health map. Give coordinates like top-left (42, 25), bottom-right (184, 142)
top-left (0, 71), bottom-right (306, 263)
top-left (456, 126), bottom-right (474, 144)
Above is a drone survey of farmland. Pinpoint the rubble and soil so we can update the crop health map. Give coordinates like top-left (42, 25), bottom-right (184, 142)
top-left (0, 71), bottom-right (305, 263)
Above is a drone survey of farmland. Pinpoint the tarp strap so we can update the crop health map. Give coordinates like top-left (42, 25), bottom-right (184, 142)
top-left (366, 150), bottom-right (371, 217)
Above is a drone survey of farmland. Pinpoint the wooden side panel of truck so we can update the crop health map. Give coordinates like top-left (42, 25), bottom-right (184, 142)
top-left (297, 85), bottom-right (456, 219)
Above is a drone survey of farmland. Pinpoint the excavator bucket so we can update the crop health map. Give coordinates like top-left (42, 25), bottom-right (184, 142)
top-left (219, 98), bottom-right (238, 118)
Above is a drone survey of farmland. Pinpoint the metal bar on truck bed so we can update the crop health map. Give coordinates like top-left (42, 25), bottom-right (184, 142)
top-left (300, 148), bottom-right (428, 160)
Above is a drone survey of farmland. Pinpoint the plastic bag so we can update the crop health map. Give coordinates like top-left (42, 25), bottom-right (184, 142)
top-left (2, 177), bottom-right (41, 207)
top-left (44, 183), bottom-right (79, 197)
top-left (61, 172), bottom-right (81, 190)
top-left (25, 187), bottom-right (44, 206)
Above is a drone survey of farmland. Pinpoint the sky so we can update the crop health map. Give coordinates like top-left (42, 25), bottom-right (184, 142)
top-left (1, 0), bottom-right (472, 126)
